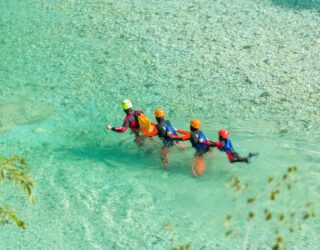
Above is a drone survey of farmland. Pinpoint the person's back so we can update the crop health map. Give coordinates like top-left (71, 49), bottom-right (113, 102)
top-left (171, 119), bottom-right (211, 176)
top-left (156, 119), bottom-right (177, 144)
top-left (209, 129), bottom-right (258, 163)
top-left (141, 108), bottom-right (185, 168)
top-left (107, 99), bottom-right (145, 146)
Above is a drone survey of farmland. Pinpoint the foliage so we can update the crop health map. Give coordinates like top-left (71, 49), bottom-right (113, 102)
top-left (224, 166), bottom-right (318, 249)
top-left (0, 156), bottom-right (35, 229)
top-left (173, 242), bottom-right (191, 250)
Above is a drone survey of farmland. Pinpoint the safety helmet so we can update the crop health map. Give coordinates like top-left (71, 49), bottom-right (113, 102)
top-left (121, 99), bottom-right (132, 110)
top-left (154, 108), bottom-right (165, 118)
top-left (190, 119), bottom-right (201, 129)
top-left (218, 129), bottom-right (229, 139)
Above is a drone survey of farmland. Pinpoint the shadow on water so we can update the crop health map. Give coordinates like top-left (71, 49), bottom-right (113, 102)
top-left (270, 0), bottom-right (320, 9)
top-left (57, 142), bottom-right (194, 176)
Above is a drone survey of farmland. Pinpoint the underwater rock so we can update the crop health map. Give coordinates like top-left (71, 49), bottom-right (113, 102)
top-left (280, 128), bottom-right (288, 134)
top-left (259, 91), bottom-right (271, 98)
top-left (0, 100), bottom-right (55, 132)
top-left (244, 76), bottom-right (253, 85)
top-left (144, 83), bottom-right (155, 88)
top-left (242, 45), bottom-right (252, 49)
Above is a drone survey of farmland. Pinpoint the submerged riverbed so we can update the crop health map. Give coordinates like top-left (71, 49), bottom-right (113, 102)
top-left (0, 0), bottom-right (319, 249)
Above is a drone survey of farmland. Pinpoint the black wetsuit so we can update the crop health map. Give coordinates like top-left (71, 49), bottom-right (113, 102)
top-left (189, 129), bottom-right (210, 156)
top-left (156, 118), bottom-right (178, 148)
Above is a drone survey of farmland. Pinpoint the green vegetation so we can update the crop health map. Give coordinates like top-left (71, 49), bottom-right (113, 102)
top-left (173, 243), bottom-right (191, 250)
top-left (224, 166), bottom-right (318, 249)
top-left (0, 156), bottom-right (35, 229)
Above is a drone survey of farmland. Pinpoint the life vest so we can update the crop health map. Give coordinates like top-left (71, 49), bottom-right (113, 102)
top-left (156, 120), bottom-right (177, 141)
top-left (191, 130), bottom-right (208, 149)
top-left (219, 139), bottom-right (234, 152)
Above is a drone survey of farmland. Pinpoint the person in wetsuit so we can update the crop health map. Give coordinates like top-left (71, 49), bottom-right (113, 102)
top-left (107, 99), bottom-right (145, 146)
top-left (142, 108), bottom-right (182, 168)
top-left (207, 129), bottom-right (258, 163)
top-left (171, 119), bottom-right (211, 176)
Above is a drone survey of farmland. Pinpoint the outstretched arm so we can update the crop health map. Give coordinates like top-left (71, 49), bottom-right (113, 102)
top-left (202, 141), bottom-right (223, 147)
top-left (107, 118), bottom-right (130, 133)
top-left (169, 129), bottom-right (191, 141)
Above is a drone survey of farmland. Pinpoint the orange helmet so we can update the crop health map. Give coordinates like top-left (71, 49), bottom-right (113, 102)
top-left (218, 129), bottom-right (229, 139)
top-left (190, 119), bottom-right (201, 129)
top-left (154, 108), bottom-right (165, 118)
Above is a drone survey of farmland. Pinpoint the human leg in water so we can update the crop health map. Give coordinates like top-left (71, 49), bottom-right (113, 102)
top-left (228, 151), bottom-right (250, 163)
top-left (228, 152), bottom-right (259, 163)
top-left (191, 155), bottom-right (206, 177)
top-left (133, 133), bottom-right (146, 147)
top-left (175, 141), bottom-right (189, 150)
top-left (248, 152), bottom-right (259, 158)
top-left (160, 147), bottom-right (170, 169)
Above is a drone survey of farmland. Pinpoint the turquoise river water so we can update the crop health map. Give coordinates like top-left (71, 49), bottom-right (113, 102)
top-left (0, 0), bottom-right (320, 249)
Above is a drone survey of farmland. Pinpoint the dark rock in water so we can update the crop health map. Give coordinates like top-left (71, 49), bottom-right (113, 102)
top-left (144, 83), bottom-right (155, 88)
top-left (177, 84), bottom-right (185, 89)
top-left (244, 76), bottom-right (253, 85)
top-left (263, 59), bottom-right (270, 65)
top-left (259, 91), bottom-right (271, 98)
top-left (242, 45), bottom-right (252, 49)
top-left (280, 128), bottom-right (288, 134)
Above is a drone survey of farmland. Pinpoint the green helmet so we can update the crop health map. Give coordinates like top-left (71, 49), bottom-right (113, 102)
top-left (121, 99), bottom-right (132, 110)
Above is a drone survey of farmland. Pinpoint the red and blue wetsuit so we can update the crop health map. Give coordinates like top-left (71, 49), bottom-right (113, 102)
top-left (111, 110), bottom-right (143, 135)
top-left (205, 139), bottom-right (249, 163)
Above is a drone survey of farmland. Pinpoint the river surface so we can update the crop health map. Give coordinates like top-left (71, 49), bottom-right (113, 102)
top-left (0, 0), bottom-right (319, 249)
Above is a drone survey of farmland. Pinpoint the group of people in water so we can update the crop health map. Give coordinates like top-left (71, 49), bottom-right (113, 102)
top-left (107, 99), bottom-right (258, 176)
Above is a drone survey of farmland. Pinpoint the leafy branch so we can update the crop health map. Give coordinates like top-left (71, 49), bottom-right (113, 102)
top-left (224, 166), bottom-right (318, 250)
top-left (0, 156), bottom-right (36, 228)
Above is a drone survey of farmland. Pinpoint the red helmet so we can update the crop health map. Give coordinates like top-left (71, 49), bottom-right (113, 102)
top-left (218, 129), bottom-right (229, 139)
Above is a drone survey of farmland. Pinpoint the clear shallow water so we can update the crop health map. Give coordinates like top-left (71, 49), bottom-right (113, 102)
top-left (0, 0), bottom-right (319, 249)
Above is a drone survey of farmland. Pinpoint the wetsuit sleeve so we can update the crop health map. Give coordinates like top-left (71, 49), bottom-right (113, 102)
top-left (203, 141), bottom-right (221, 147)
top-left (112, 118), bottom-right (130, 133)
top-left (215, 141), bottom-right (223, 147)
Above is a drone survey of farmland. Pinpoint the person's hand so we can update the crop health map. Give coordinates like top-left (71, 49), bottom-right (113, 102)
top-left (107, 124), bottom-right (112, 130)
top-left (199, 138), bottom-right (204, 143)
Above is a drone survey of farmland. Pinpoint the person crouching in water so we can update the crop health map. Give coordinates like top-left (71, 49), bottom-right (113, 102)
top-left (209, 129), bottom-right (258, 163)
top-left (107, 99), bottom-right (145, 146)
top-left (142, 108), bottom-right (185, 168)
top-left (172, 119), bottom-right (212, 177)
